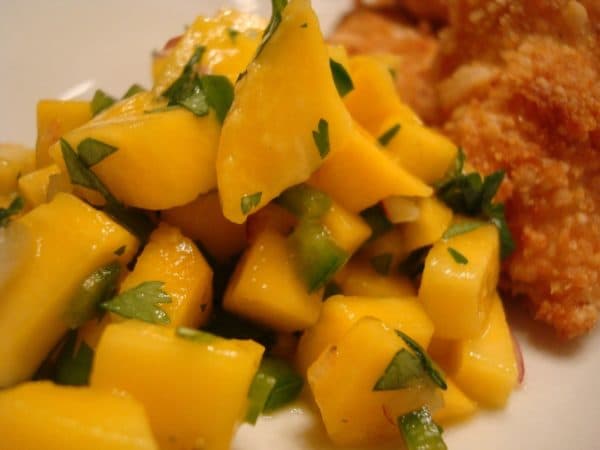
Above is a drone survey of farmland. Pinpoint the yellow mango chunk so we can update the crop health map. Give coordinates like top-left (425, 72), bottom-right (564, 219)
top-left (322, 202), bottom-right (371, 254)
top-left (162, 191), bottom-right (246, 263)
top-left (419, 224), bottom-right (500, 339)
top-left (50, 95), bottom-right (220, 210)
top-left (402, 197), bottom-right (453, 253)
top-left (309, 124), bottom-right (432, 213)
top-left (432, 377), bottom-right (477, 425)
top-left (246, 202), bottom-right (297, 243)
top-left (0, 193), bottom-right (138, 387)
top-left (380, 116), bottom-right (457, 184)
top-left (336, 258), bottom-right (416, 298)
top-left (344, 55), bottom-right (421, 135)
top-left (223, 228), bottom-right (322, 332)
top-left (0, 381), bottom-right (158, 450)
top-left (358, 227), bottom-right (410, 271)
top-left (217, 0), bottom-right (353, 223)
top-left (296, 294), bottom-right (433, 375)
top-left (308, 317), bottom-right (439, 447)
top-left (17, 164), bottom-right (61, 208)
top-left (0, 144), bottom-right (35, 195)
top-left (153, 10), bottom-right (264, 91)
top-left (120, 222), bottom-right (213, 328)
top-left (36, 100), bottom-right (92, 168)
top-left (91, 321), bottom-right (264, 450)
top-left (442, 294), bottom-right (518, 408)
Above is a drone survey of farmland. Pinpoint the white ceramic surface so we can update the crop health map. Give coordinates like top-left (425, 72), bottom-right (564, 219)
top-left (1, 1), bottom-right (599, 449)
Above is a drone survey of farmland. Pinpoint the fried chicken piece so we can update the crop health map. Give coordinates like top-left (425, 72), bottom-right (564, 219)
top-left (329, 7), bottom-right (440, 122)
top-left (437, 1), bottom-right (600, 338)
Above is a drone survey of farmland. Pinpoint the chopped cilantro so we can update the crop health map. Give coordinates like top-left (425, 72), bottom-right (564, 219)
top-left (389, 67), bottom-right (397, 81)
top-left (176, 327), bottom-right (217, 343)
top-left (435, 148), bottom-right (515, 259)
top-left (360, 204), bottom-right (392, 242)
top-left (53, 331), bottom-right (94, 386)
top-left (64, 261), bottom-right (121, 329)
top-left (373, 349), bottom-right (427, 390)
top-left (370, 253), bottom-right (393, 276)
top-left (201, 75), bottom-right (235, 123)
top-left (300, 22), bottom-right (308, 28)
top-left (241, 192), bottom-right (262, 215)
top-left (122, 84), bottom-right (146, 99)
top-left (329, 58), bottom-right (354, 97)
top-left (227, 28), bottom-right (240, 42)
top-left (398, 406), bottom-right (447, 450)
top-left (312, 118), bottom-right (330, 158)
top-left (114, 245), bottom-right (126, 256)
top-left (254, 0), bottom-right (289, 61)
top-left (90, 89), bottom-right (116, 116)
top-left (77, 138), bottom-right (117, 166)
top-left (447, 247), bottom-right (468, 265)
top-left (442, 221), bottom-right (483, 239)
top-left (396, 330), bottom-right (446, 390)
top-left (101, 281), bottom-right (171, 325)
top-left (0, 196), bottom-right (24, 227)
top-left (378, 123), bottom-right (401, 147)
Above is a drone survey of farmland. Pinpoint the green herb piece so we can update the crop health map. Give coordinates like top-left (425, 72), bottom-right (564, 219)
top-left (398, 406), bottom-right (447, 450)
top-left (60, 139), bottom-right (116, 202)
top-left (300, 22), bottom-right (308, 28)
top-left (323, 281), bottom-right (343, 299)
top-left (77, 138), bottom-right (117, 167)
top-left (329, 58), bottom-right (354, 97)
top-left (288, 219), bottom-right (348, 292)
top-left (90, 89), bottom-right (116, 116)
top-left (101, 281), bottom-right (171, 325)
top-left (246, 370), bottom-right (277, 424)
top-left (176, 326), bottom-right (217, 343)
top-left (54, 331), bottom-right (94, 386)
top-left (377, 123), bottom-right (401, 147)
top-left (435, 148), bottom-right (515, 259)
top-left (397, 246), bottom-right (430, 278)
top-left (389, 67), bottom-right (397, 81)
top-left (254, 0), bottom-right (289, 61)
top-left (163, 46), bottom-right (209, 116)
top-left (360, 204), bottom-right (393, 242)
top-left (201, 75), bottom-right (235, 123)
top-left (312, 118), bottom-right (330, 158)
top-left (442, 221), bottom-right (483, 240)
top-left (64, 261), bottom-right (121, 329)
top-left (396, 330), bottom-right (446, 390)
top-left (122, 84), bottom-right (146, 99)
top-left (241, 192), bottom-right (262, 215)
top-left (114, 245), bottom-right (126, 256)
top-left (447, 247), bottom-right (468, 265)
top-left (373, 349), bottom-right (427, 390)
top-left (0, 196), bottom-right (24, 227)
top-left (370, 253), bottom-right (393, 276)
top-left (277, 184), bottom-right (331, 219)
top-left (227, 28), bottom-right (240, 42)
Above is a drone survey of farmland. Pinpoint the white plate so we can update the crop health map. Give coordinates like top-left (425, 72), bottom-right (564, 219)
top-left (1, 1), bottom-right (599, 449)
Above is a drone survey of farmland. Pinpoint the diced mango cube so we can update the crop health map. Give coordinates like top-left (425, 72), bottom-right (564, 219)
top-left (223, 228), bottom-right (322, 332)
top-left (0, 144), bottom-right (35, 195)
top-left (245, 203), bottom-right (297, 244)
top-left (419, 224), bottom-right (500, 339)
top-left (119, 222), bottom-right (213, 328)
top-left (442, 294), bottom-right (518, 408)
top-left (0, 193), bottom-right (138, 387)
top-left (380, 116), bottom-right (457, 184)
top-left (307, 317), bottom-right (439, 447)
top-left (309, 124), bottom-right (432, 213)
top-left (297, 294), bottom-right (433, 375)
top-left (359, 227), bottom-right (410, 271)
top-left (91, 321), bottom-right (264, 450)
top-left (36, 100), bottom-right (92, 168)
top-left (336, 258), bottom-right (416, 298)
top-left (344, 55), bottom-right (421, 135)
top-left (432, 377), bottom-right (477, 425)
top-left (402, 196), bottom-right (453, 253)
top-left (17, 164), bottom-right (61, 207)
top-left (217, 0), bottom-right (353, 223)
top-left (322, 202), bottom-right (371, 254)
top-left (162, 191), bottom-right (247, 263)
top-left (0, 381), bottom-right (158, 450)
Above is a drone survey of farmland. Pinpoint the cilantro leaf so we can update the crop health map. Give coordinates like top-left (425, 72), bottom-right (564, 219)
top-left (398, 406), bottom-right (447, 450)
top-left (122, 84), bottom-right (146, 99)
top-left (373, 349), bottom-right (427, 390)
top-left (447, 247), bottom-right (468, 265)
top-left (396, 329), bottom-right (447, 390)
top-left (64, 261), bottom-right (121, 329)
top-left (163, 46), bottom-right (209, 116)
top-left (254, 0), bottom-right (289, 61)
top-left (241, 192), bottom-right (262, 215)
top-left (0, 196), bottom-right (24, 227)
top-left (329, 58), bottom-right (354, 97)
top-left (312, 118), bottom-right (330, 158)
top-left (54, 331), bottom-right (94, 386)
top-left (77, 138), bottom-right (117, 166)
top-left (101, 281), bottom-right (172, 325)
top-left (370, 253), bottom-right (393, 276)
top-left (378, 123), bottom-right (401, 147)
top-left (114, 245), bottom-right (126, 256)
top-left (227, 28), bottom-right (240, 42)
top-left (484, 202), bottom-right (515, 259)
top-left (201, 75), bottom-right (235, 123)
top-left (90, 89), bottom-right (116, 116)
top-left (442, 221), bottom-right (484, 240)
